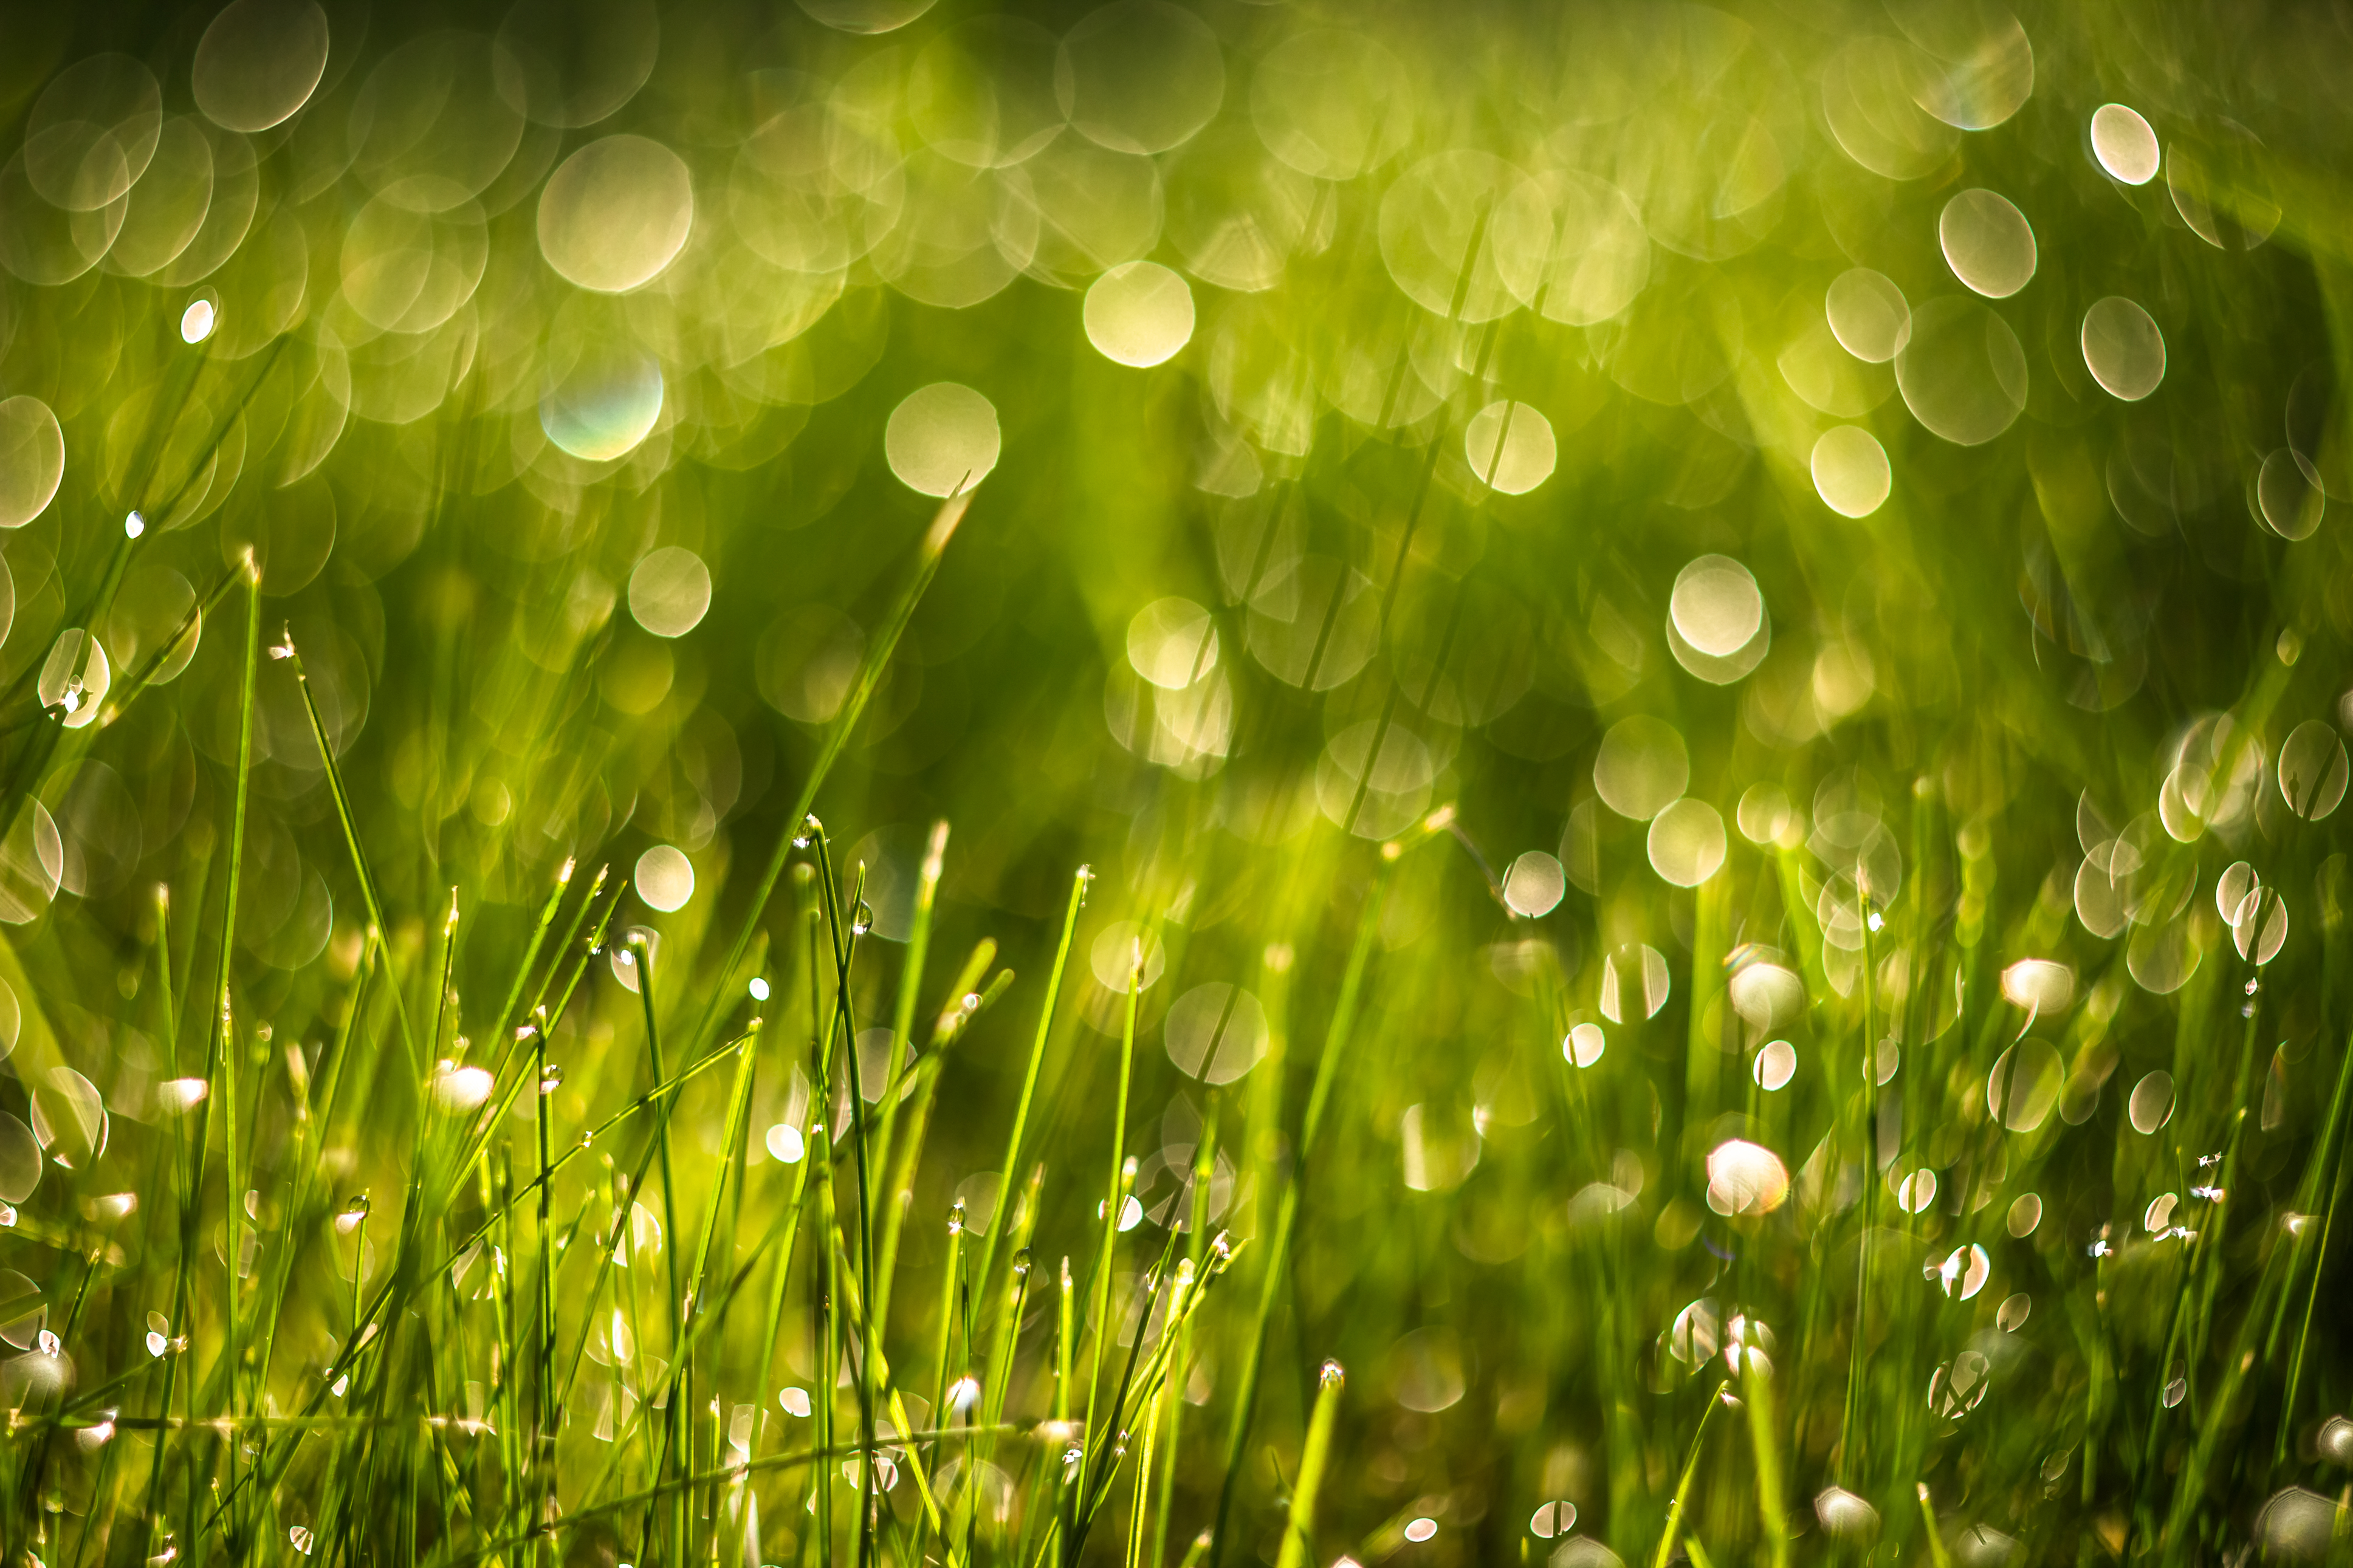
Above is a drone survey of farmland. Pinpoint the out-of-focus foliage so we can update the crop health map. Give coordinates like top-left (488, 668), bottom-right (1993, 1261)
top-left (0, 0), bottom-right (2346, 1564)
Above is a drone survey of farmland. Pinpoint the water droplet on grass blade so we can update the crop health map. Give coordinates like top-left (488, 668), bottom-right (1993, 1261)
top-left (1814, 1487), bottom-right (1880, 1540)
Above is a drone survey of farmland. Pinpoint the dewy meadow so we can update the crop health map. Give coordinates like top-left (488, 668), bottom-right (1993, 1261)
top-left (0, 0), bottom-right (2341, 1564)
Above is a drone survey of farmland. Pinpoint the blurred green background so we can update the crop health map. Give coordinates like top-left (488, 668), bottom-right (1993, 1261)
top-left (0, 0), bottom-right (2347, 1564)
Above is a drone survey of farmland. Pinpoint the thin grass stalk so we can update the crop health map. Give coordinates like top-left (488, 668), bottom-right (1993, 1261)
top-left (690, 489), bottom-right (971, 1066)
top-left (1081, 947), bottom-right (1145, 1488)
top-left (1207, 865), bottom-right (1387, 1567)
top-left (2272, 1021), bottom-right (2353, 1457)
top-left (1651, 1384), bottom-right (1732, 1568)
top-left (809, 829), bottom-right (882, 1568)
top-left (627, 932), bottom-right (688, 1565)
top-left (876, 939), bottom-right (998, 1332)
top-left (188, 565), bottom-right (259, 1546)
top-left (973, 867), bottom-right (1093, 1320)
top-left (287, 633), bottom-right (424, 1069)
top-left (871, 820), bottom-right (949, 1226)
top-left (1839, 881), bottom-right (1881, 1490)
top-left (1150, 1110), bottom-right (1218, 1568)
top-left (1742, 1341), bottom-right (1791, 1568)
top-left (1915, 1484), bottom-right (1954, 1568)
top-left (1272, 1360), bottom-right (1344, 1568)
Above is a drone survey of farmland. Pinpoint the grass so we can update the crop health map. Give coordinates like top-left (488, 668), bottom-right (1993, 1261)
top-left (0, 2), bottom-right (2348, 1566)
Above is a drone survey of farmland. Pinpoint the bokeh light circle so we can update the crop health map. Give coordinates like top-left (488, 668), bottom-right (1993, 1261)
top-left (1084, 262), bottom-right (1194, 367)
top-left (636, 845), bottom-right (695, 911)
top-left (1056, 2), bottom-right (1225, 156)
top-left (1593, 716), bottom-right (1688, 821)
top-left (2090, 104), bottom-right (2160, 184)
top-left (193, 0), bottom-right (331, 132)
top-left (1895, 298), bottom-right (2028, 446)
top-left (628, 548), bottom-right (712, 638)
top-left (1648, 798), bottom-right (1727, 886)
top-left (1812, 426), bottom-right (1892, 516)
top-left (1669, 556), bottom-right (1764, 658)
top-left (885, 383), bottom-right (1001, 497)
top-left (537, 135), bottom-right (694, 293)
top-left (541, 344), bottom-right (664, 462)
top-left (1249, 28), bottom-right (1412, 181)
top-left (1502, 851), bottom-right (1566, 917)
top-left (0, 399), bottom-right (64, 529)
top-left (2081, 297), bottom-right (2165, 402)
top-left (1464, 401), bottom-right (1556, 494)
top-left (1939, 189), bottom-right (2037, 299)
top-left (1826, 269), bottom-right (1910, 363)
